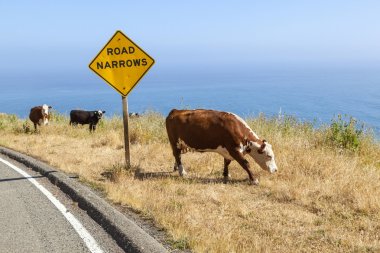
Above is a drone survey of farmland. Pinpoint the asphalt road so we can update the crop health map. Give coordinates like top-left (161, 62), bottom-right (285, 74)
top-left (0, 155), bottom-right (125, 253)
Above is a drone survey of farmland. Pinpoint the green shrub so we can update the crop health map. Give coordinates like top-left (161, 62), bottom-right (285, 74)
top-left (0, 114), bottom-right (19, 131)
top-left (327, 114), bottom-right (364, 151)
top-left (0, 118), bottom-right (4, 130)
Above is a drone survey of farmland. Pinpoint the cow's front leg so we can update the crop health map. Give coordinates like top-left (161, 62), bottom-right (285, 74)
top-left (89, 123), bottom-right (96, 132)
top-left (230, 151), bottom-right (259, 185)
top-left (223, 158), bottom-right (231, 183)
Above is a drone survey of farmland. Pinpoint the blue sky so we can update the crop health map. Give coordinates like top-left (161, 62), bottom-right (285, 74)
top-left (1, 0), bottom-right (379, 78)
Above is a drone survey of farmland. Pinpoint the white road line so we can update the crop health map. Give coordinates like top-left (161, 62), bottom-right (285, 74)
top-left (0, 158), bottom-right (104, 253)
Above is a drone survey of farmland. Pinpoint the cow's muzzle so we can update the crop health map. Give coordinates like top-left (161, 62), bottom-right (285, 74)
top-left (269, 165), bottom-right (278, 173)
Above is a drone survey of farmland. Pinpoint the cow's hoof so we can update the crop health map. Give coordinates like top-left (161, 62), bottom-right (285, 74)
top-left (223, 173), bottom-right (232, 178)
top-left (249, 179), bottom-right (259, 186)
top-left (178, 165), bottom-right (187, 176)
top-left (223, 176), bottom-right (229, 184)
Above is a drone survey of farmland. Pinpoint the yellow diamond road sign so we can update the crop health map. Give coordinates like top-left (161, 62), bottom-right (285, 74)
top-left (89, 31), bottom-right (154, 97)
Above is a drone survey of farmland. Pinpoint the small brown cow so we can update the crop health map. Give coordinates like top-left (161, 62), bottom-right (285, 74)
top-left (29, 104), bottom-right (52, 131)
top-left (166, 109), bottom-right (278, 185)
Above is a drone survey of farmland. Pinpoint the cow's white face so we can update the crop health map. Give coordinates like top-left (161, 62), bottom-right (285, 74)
top-left (95, 110), bottom-right (105, 120)
top-left (248, 141), bottom-right (278, 173)
top-left (42, 104), bottom-right (52, 125)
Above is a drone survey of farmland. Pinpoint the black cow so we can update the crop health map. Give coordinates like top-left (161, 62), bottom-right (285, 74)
top-left (69, 110), bottom-right (105, 132)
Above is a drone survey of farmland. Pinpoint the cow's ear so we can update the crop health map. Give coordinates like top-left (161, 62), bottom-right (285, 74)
top-left (258, 142), bottom-right (266, 154)
top-left (48, 106), bottom-right (52, 109)
top-left (102, 111), bottom-right (106, 114)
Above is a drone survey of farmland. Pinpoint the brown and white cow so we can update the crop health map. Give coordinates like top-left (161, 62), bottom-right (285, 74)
top-left (165, 109), bottom-right (278, 185)
top-left (29, 104), bottom-right (52, 131)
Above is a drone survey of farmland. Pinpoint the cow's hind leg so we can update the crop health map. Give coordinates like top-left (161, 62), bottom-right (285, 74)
top-left (230, 151), bottom-right (258, 185)
top-left (223, 158), bottom-right (232, 183)
top-left (172, 147), bottom-right (187, 176)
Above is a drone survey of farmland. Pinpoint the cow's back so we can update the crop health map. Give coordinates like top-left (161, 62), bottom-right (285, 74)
top-left (70, 110), bottom-right (90, 123)
top-left (29, 106), bottom-right (43, 124)
top-left (166, 109), bottom-right (247, 150)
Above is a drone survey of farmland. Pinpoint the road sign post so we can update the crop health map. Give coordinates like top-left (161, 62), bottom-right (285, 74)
top-left (122, 96), bottom-right (130, 167)
top-left (89, 30), bottom-right (154, 167)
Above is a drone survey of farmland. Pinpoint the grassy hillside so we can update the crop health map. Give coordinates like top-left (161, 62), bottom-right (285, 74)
top-left (1, 112), bottom-right (379, 252)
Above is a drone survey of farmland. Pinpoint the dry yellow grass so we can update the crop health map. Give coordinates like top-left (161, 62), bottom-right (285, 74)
top-left (1, 112), bottom-right (379, 252)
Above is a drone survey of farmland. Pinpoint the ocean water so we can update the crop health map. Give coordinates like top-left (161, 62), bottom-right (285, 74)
top-left (0, 65), bottom-right (379, 136)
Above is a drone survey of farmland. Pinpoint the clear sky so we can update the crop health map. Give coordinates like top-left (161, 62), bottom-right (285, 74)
top-left (1, 0), bottom-right (379, 78)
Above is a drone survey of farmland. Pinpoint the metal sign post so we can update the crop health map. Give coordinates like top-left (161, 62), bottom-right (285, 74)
top-left (122, 96), bottom-right (131, 167)
top-left (89, 30), bottom-right (154, 167)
